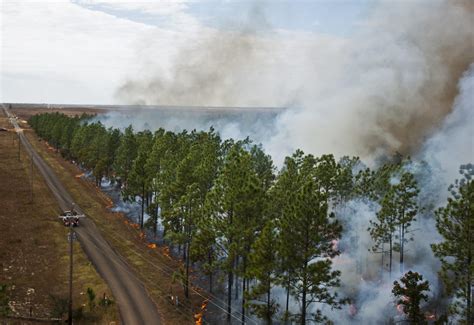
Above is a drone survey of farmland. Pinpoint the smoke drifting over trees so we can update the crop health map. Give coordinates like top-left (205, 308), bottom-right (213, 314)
top-left (26, 0), bottom-right (473, 323)
top-left (105, 3), bottom-right (474, 320)
top-left (29, 109), bottom-right (474, 323)
top-left (115, 0), bottom-right (473, 163)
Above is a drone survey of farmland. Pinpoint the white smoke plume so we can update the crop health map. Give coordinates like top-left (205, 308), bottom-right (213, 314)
top-left (98, 0), bottom-right (474, 323)
top-left (114, 0), bottom-right (473, 166)
top-left (420, 63), bottom-right (474, 189)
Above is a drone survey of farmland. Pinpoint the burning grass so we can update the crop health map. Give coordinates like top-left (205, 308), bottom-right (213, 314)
top-left (193, 299), bottom-right (208, 325)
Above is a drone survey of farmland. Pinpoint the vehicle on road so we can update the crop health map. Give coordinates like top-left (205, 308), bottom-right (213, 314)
top-left (59, 207), bottom-right (85, 227)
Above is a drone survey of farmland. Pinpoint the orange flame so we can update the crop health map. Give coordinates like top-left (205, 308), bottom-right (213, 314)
top-left (331, 239), bottom-right (339, 251)
top-left (396, 296), bottom-right (409, 314)
top-left (105, 197), bottom-right (114, 208)
top-left (148, 243), bottom-right (157, 249)
top-left (396, 304), bottom-right (404, 314)
top-left (163, 247), bottom-right (171, 259)
top-left (349, 304), bottom-right (357, 316)
top-left (194, 299), bottom-right (209, 325)
top-left (75, 173), bottom-right (85, 179)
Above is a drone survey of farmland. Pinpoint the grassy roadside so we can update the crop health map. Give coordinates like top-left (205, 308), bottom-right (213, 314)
top-left (0, 116), bottom-right (118, 324)
top-left (22, 127), bottom-right (205, 325)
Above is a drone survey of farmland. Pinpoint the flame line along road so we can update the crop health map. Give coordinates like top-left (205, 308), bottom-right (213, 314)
top-left (2, 105), bottom-right (161, 325)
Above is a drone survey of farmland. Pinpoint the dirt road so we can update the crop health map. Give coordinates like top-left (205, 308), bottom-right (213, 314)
top-left (2, 105), bottom-right (161, 325)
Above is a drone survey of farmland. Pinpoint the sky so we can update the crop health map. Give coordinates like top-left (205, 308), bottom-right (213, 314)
top-left (0, 0), bottom-right (376, 105)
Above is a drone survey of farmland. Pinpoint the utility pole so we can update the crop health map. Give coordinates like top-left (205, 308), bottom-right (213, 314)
top-left (30, 155), bottom-right (34, 203)
top-left (68, 224), bottom-right (74, 325)
top-left (17, 133), bottom-right (21, 161)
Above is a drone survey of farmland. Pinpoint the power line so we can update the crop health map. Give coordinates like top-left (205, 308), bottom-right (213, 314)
top-left (76, 233), bottom-right (195, 323)
top-left (101, 226), bottom-right (257, 324)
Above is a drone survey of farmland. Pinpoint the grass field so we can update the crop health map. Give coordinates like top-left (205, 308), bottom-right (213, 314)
top-left (0, 114), bottom-right (118, 324)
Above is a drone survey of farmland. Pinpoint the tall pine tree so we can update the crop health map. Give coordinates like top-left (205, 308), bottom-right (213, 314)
top-left (431, 164), bottom-right (473, 324)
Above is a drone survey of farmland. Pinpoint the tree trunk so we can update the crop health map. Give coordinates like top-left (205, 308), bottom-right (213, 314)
top-left (381, 243), bottom-right (385, 276)
top-left (184, 241), bottom-right (190, 298)
top-left (227, 270), bottom-right (233, 323)
top-left (266, 281), bottom-right (272, 325)
top-left (241, 256), bottom-right (247, 324)
top-left (140, 184), bottom-right (145, 229)
top-left (285, 277), bottom-right (290, 323)
top-left (227, 209), bottom-right (234, 323)
top-left (301, 276), bottom-right (306, 325)
top-left (301, 234), bottom-right (308, 325)
top-left (389, 234), bottom-right (393, 277)
top-left (467, 251), bottom-right (472, 325)
top-left (241, 276), bottom-right (245, 324)
top-left (153, 204), bottom-right (159, 237)
top-left (208, 249), bottom-right (213, 293)
top-left (235, 256), bottom-right (239, 300)
top-left (400, 223), bottom-right (405, 274)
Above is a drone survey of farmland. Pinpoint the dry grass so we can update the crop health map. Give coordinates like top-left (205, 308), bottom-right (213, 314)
top-left (22, 127), bottom-right (206, 325)
top-left (0, 115), bottom-right (118, 324)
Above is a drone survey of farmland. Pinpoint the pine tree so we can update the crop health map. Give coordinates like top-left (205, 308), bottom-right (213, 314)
top-left (276, 151), bottom-right (345, 324)
top-left (392, 271), bottom-right (430, 324)
top-left (369, 169), bottom-right (419, 276)
top-left (272, 150), bottom-right (307, 321)
top-left (431, 164), bottom-right (474, 324)
top-left (246, 221), bottom-right (279, 324)
top-left (205, 143), bottom-right (264, 322)
top-left (127, 130), bottom-right (153, 228)
top-left (106, 128), bottom-right (121, 180)
top-left (392, 172), bottom-right (419, 273)
top-left (368, 190), bottom-right (397, 276)
top-left (334, 156), bottom-right (360, 203)
top-left (286, 179), bottom-right (344, 325)
top-left (113, 125), bottom-right (137, 189)
top-left (144, 128), bottom-right (169, 236)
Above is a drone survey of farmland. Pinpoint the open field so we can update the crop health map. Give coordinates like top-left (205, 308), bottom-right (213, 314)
top-left (0, 114), bottom-right (118, 323)
top-left (7, 103), bottom-right (283, 124)
top-left (20, 120), bottom-right (206, 324)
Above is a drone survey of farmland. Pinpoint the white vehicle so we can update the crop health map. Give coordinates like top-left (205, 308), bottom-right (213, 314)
top-left (59, 206), bottom-right (85, 227)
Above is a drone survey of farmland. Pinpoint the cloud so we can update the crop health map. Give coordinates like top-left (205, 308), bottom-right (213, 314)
top-left (74, 0), bottom-right (189, 16)
top-left (0, 0), bottom-right (199, 104)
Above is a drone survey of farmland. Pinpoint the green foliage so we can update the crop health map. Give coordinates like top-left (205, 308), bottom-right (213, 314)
top-left (98, 293), bottom-right (114, 308)
top-left (0, 284), bottom-right (10, 316)
top-left (86, 287), bottom-right (96, 311)
top-left (431, 164), bottom-right (474, 324)
top-left (368, 163), bottom-right (419, 275)
top-left (30, 112), bottom-right (472, 325)
top-left (49, 294), bottom-right (68, 318)
top-left (246, 221), bottom-right (279, 324)
top-left (114, 125), bottom-right (137, 187)
top-left (392, 271), bottom-right (430, 324)
top-left (126, 130), bottom-right (153, 228)
top-left (274, 151), bottom-right (346, 324)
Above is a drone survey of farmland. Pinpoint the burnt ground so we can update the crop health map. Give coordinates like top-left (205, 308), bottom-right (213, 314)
top-left (0, 114), bottom-right (118, 324)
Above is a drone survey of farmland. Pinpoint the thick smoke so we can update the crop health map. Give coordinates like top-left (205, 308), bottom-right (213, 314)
top-left (310, 65), bottom-right (473, 323)
top-left (421, 63), bottom-right (474, 188)
top-left (102, 1), bottom-right (474, 323)
top-left (115, 0), bottom-right (473, 165)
